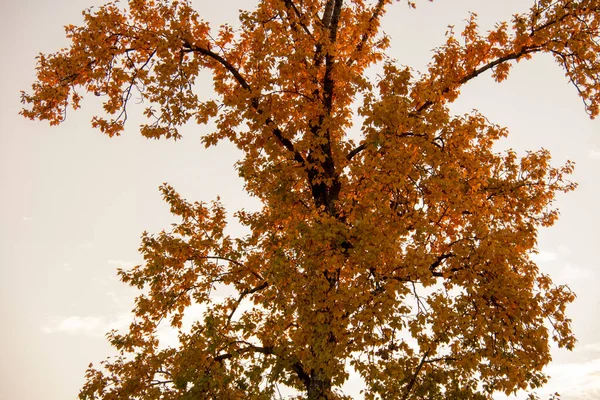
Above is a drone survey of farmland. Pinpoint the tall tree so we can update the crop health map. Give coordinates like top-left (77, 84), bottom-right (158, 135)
top-left (22, 0), bottom-right (599, 398)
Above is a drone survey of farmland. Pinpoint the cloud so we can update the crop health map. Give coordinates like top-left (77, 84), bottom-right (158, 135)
top-left (557, 245), bottom-right (571, 256)
top-left (561, 263), bottom-right (593, 281)
top-left (492, 352), bottom-right (600, 400)
top-left (545, 262), bottom-right (594, 284)
top-left (577, 343), bottom-right (600, 354)
top-left (529, 249), bottom-right (593, 283)
top-left (540, 357), bottom-right (600, 400)
top-left (42, 301), bottom-right (211, 350)
top-left (40, 299), bottom-right (211, 343)
top-left (22, 216), bottom-right (33, 222)
top-left (530, 250), bottom-right (558, 263)
top-left (104, 291), bottom-right (127, 307)
top-left (108, 260), bottom-right (139, 269)
top-left (42, 316), bottom-right (102, 335)
top-left (588, 149), bottom-right (600, 159)
top-left (42, 314), bottom-right (131, 337)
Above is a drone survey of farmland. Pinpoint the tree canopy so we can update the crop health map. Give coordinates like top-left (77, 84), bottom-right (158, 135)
top-left (21, 0), bottom-right (600, 399)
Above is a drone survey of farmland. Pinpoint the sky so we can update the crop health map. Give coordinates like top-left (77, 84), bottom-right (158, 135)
top-left (0, 0), bottom-right (598, 399)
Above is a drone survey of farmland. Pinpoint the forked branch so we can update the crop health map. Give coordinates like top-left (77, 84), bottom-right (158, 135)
top-left (182, 41), bottom-right (306, 165)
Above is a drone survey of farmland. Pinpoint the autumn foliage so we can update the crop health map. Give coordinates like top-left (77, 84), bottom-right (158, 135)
top-left (21, 0), bottom-right (600, 398)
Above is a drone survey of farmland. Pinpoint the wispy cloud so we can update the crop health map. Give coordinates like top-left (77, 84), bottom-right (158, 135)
top-left (105, 291), bottom-right (125, 306)
top-left (588, 149), bottom-right (600, 159)
top-left (492, 351), bottom-right (600, 400)
top-left (42, 314), bottom-right (131, 337)
top-left (577, 342), bottom-right (600, 354)
top-left (557, 245), bottom-right (571, 256)
top-left (561, 263), bottom-right (593, 281)
top-left (22, 216), bottom-right (33, 222)
top-left (530, 250), bottom-right (558, 263)
top-left (529, 248), bottom-right (593, 283)
top-left (108, 260), bottom-right (138, 269)
top-left (546, 262), bottom-right (594, 284)
top-left (41, 303), bottom-right (209, 349)
top-left (540, 357), bottom-right (600, 400)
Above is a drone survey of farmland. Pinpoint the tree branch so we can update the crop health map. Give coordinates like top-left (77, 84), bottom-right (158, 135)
top-left (346, 131), bottom-right (427, 161)
top-left (226, 282), bottom-right (269, 324)
top-left (321, 0), bottom-right (336, 29)
top-left (414, 46), bottom-right (541, 115)
top-left (401, 349), bottom-right (431, 400)
top-left (346, 142), bottom-right (367, 161)
top-left (429, 252), bottom-right (455, 277)
top-left (323, 0), bottom-right (344, 115)
top-left (412, 3), bottom-right (587, 116)
top-left (347, 0), bottom-right (387, 67)
top-left (213, 342), bottom-right (310, 391)
top-left (182, 41), bottom-right (306, 166)
top-left (304, 0), bottom-right (345, 214)
top-left (283, 0), bottom-right (313, 38)
top-left (292, 361), bottom-right (311, 389)
top-left (214, 342), bottom-right (274, 362)
top-left (193, 254), bottom-right (265, 281)
top-left (423, 355), bottom-right (457, 364)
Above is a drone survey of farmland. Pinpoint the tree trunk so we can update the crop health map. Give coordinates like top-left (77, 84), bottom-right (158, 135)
top-left (307, 369), bottom-right (332, 400)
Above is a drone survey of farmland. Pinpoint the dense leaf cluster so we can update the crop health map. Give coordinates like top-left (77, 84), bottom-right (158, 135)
top-left (22, 0), bottom-right (599, 398)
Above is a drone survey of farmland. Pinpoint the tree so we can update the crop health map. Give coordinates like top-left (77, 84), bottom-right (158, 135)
top-left (21, 0), bottom-right (600, 398)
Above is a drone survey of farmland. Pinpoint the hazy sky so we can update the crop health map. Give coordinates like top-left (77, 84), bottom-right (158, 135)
top-left (0, 1), bottom-right (598, 399)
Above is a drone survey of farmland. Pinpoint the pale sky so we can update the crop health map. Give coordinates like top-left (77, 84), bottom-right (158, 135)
top-left (0, 1), bottom-right (598, 399)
